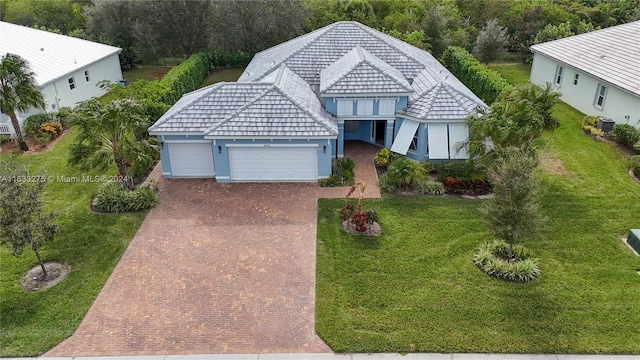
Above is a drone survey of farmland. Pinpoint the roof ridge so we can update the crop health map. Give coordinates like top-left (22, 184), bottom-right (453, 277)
top-left (354, 22), bottom-right (428, 67)
top-left (359, 48), bottom-right (411, 91)
top-left (321, 46), bottom-right (364, 92)
top-left (150, 82), bottom-right (226, 130)
top-left (440, 82), bottom-right (485, 111)
top-left (272, 85), bottom-right (337, 134)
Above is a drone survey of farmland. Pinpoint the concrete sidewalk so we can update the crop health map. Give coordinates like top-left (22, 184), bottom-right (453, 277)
top-left (17, 354), bottom-right (640, 360)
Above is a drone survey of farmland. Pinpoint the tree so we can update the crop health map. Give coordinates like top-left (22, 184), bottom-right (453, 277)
top-left (484, 149), bottom-right (542, 260)
top-left (83, 0), bottom-right (138, 68)
top-left (421, 2), bottom-right (462, 57)
top-left (473, 19), bottom-right (508, 64)
top-left (0, 53), bottom-right (45, 151)
top-left (1, 0), bottom-right (85, 34)
top-left (509, 5), bottom-right (545, 63)
top-left (464, 83), bottom-right (560, 164)
top-left (0, 160), bottom-right (57, 279)
top-left (534, 22), bottom-right (574, 44)
top-left (68, 99), bottom-right (158, 189)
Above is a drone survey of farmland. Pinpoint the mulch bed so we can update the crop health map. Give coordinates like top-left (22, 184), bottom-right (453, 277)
top-left (341, 220), bottom-right (382, 237)
top-left (20, 262), bottom-right (70, 291)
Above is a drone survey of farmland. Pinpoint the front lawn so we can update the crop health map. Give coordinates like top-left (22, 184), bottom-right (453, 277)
top-left (316, 65), bottom-right (640, 353)
top-left (0, 129), bottom-right (146, 356)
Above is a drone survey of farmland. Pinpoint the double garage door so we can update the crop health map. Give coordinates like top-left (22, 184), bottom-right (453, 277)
top-left (168, 142), bottom-right (318, 181)
top-left (228, 145), bottom-right (317, 181)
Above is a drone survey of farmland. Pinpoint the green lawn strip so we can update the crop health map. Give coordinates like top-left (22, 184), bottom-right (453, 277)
top-left (123, 66), bottom-right (172, 83)
top-left (488, 63), bottom-right (532, 86)
top-left (202, 68), bottom-right (245, 87)
top-left (0, 129), bottom-right (146, 356)
top-left (316, 65), bottom-right (640, 353)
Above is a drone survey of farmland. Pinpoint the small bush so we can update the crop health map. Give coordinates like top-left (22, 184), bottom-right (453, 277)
top-left (420, 160), bottom-right (435, 173)
top-left (95, 182), bottom-right (158, 213)
top-left (418, 181), bottom-right (446, 195)
top-left (473, 240), bottom-right (540, 282)
top-left (33, 132), bottom-right (52, 147)
top-left (366, 209), bottom-right (378, 223)
top-left (582, 115), bottom-right (599, 128)
top-left (434, 160), bottom-right (475, 180)
top-left (634, 141), bottom-right (640, 153)
top-left (336, 158), bottom-right (355, 184)
top-left (387, 157), bottom-right (427, 189)
top-left (583, 125), bottom-right (604, 136)
top-left (377, 172), bottom-right (397, 193)
top-left (319, 175), bottom-right (340, 187)
top-left (631, 155), bottom-right (640, 178)
top-left (39, 121), bottom-right (63, 137)
top-left (442, 177), bottom-right (492, 195)
top-left (350, 211), bottom-right (372, 232)
top-left (374, 148), bottom-right (399, 169)
top-left (612, 124), bottom-right (640, 149)
top-left (24, 113), bottom-right (56, 139)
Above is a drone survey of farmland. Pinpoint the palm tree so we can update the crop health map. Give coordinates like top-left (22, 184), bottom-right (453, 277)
top-left (462, 83), bottom-right (560, 165)
top-left (0, 53), bottom-right (45, 151)
top-left (68, 98), bottom-right (158, 189)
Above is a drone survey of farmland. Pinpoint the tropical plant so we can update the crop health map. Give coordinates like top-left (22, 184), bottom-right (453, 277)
top-left (0, 160), bottom-right (57, 279)
top-left (417, 180), bottom-right (446, 195)
top-left (631, 155), bottom-right (640, 178)
top-left (0, 53), bottom-right (45, 151)
top-left (95, 181), bottom-right (158, 213)
top-left (374, 147), bottom-right (399, 168)
top-left (473, 240), bottom-right (540, 282)
top-left (386, 157), bottom-right (427, 189)
top-left (611, 124), bottom-right (640, 149)
top-left (464, 83), bottom-right (560, 164)
top-left (68, 99), bottom-right (158, 189)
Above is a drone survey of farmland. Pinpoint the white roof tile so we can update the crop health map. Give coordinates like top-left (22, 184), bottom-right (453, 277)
top-left (320, 46), bottom-right (411, 94)
top-left (530, 20), bottom-right (640, 97)
top-left (0, 21), bottom-right (121, 86)
top-left (401, 82), bottom-right (485, 120)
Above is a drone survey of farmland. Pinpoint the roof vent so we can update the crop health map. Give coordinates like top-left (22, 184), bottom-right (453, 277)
top-left (599, 54), bottom-right (606, 59)
top-left (40, 48), bottom-right (44, 51)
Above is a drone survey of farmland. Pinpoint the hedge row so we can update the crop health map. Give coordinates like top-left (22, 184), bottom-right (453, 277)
top-left (441, 46), bottom-right (511, 104)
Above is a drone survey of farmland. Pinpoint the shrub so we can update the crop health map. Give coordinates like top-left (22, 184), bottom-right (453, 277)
top-left (374, 148), bottom-right (399, 169)
top-left (441, 46), bottom-right (512, 104)
top-left (634, 141), bottom-right (640, 153)
top-left (417, 181), bottom-right (446, 195)
top-left (33, 132), bottom-right (52, 147)
top-left (366, 209), bottom-right (378, 223)
top-left (24, 113), bottom-right (56, 139)
top-left (473, 240), bottom-right (540, 282)
top-left (95, 182), bottom-right (158, 213)
top-left (39, 121), bottom-right (63, 138)
top-left (319, 174), bottom-right (340, 187)
top-left (420, 160), bottom-right (435, 173)
top-left (433, 160), bottom-right (475, 180)
top-left (442, 177), bottom-right (492, 195)
top-left (377, 172), bottom-right (397, 193)
top-left (387, 157), bottom-right (427, 189)
top-left (582, 115), bottom-right (599, 128)
top-left (336, 158), bottom-right (355, 184)
top-left (583, 125), bottom-right (604, 136)
top-left (631, 155), bottom-right (640, 178)
top-left (612, 124), bottom-right (640, 149)
top-left (350, 211), bottom-right (372, 233)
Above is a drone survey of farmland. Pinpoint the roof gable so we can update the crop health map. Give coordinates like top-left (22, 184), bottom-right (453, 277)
top-left (530, 20), bottom-right (640, 96)
top-left (0, 21), bottom-right (121, 86)
top-left (402, 82), bottom-right (484, 120)
top-left (320, 46), bottom-right (411, 94)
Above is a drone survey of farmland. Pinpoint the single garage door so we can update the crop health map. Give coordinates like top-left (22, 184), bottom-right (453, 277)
top-left (228, 145), bottom-right (317, 181)
top-left (168, 142), bottom-right (215, 177)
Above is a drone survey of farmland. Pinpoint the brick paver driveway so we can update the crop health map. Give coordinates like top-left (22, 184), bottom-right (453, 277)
top-left (47, 142), bottom-right (379, 356)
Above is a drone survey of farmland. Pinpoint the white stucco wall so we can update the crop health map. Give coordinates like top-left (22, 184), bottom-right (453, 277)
top-left (1, 53), bottom-right (123, 132)
top-left (530, 52), bottom-right (640, 126)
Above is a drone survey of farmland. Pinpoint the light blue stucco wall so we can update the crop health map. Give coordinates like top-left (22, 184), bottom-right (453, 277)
top-left (156, 135), bottom-right (333, 182)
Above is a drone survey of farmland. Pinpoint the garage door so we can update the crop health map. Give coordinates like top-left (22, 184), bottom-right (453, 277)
top-left (168, 142), bottom-right (215, 177)
top-left (228, 145), bottom-right (317, 181)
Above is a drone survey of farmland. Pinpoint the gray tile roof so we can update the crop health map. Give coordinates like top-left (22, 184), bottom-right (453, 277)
top-left (150, 65), bottom-right (337, 137)
top-left (530, 20), bottom-right (640, 97)
top-left (401, 82), bottom-right (485, 120)
top-left (205, 65), bottom-right (337, 137)
top-left (320, 46), bottom-right (412, 94)
top-left (239, 21), bottom-right (447, 87)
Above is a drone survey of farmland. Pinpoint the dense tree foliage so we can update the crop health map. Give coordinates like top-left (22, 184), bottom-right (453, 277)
top-left (2, 0), bottom-right (638, 65)
top-left (473, 19), bottom-right (508, 64)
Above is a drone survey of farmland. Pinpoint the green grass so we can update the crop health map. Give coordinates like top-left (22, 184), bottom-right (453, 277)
top-left (123, 66), bottom-right (172, 82)
top-left (0, 130), bottom-right (147, 356)
top-left (489, 63), bottom-right (532, 86)
top-left (201, 68), bottom-right (245, 86)
top-left (316, 65), bottom-right (640, 353)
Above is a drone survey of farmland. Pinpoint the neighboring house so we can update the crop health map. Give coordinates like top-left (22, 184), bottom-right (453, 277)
top-left (148, 21), bottom-right (486, 182)
top-left (530, 20), bottom-right (640, 126)
top-left (0, 21), bottom-right (123, 135)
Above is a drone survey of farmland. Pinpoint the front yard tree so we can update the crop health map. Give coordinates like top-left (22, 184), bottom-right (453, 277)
top-left (0, 53), bottom-right (45, 151)
top-left (484, 149), bottom-right (542, 260)
top-left (473, 19), bottom-right (508, 64)
top-left (68, 98), bottom-right (158, 189)
top-left (0, 160), bottom-right (57, 279)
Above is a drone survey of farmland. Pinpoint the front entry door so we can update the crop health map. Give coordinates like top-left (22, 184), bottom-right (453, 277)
top-left (372, 120), bottom-right (386, 146)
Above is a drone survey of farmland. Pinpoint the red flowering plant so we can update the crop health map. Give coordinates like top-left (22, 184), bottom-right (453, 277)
top-left (340, 203), bottom-right (355, 221)
top-left (350, 211), bottom-right (371, 232)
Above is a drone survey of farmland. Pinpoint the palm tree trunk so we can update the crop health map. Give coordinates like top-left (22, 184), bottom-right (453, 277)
top-left (9, 112), bottom-right (28, 151)
top-left (34, 247), bottom-right (47, 280)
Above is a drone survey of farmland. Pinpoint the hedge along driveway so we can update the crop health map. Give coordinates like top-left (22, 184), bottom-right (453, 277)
top-left (315, 66), bottom-right (640, 353)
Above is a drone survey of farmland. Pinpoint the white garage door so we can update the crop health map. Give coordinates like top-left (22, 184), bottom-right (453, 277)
top-left (168, 142), bottom-right (215, 177)
top-left (228, 145), bottom-right (318, 181)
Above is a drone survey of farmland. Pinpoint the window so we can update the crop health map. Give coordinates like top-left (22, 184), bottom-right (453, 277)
top-left (357, 99), bottom-right (374, 115)
top-left (68, 77), bottom-right (75, 90)
top-left (554, 66), bottom-right (563, 86)
top-left (408, 129), bottom-right (418, 153)
top-left (378, 99), bottom-right (396, 115)
top-left (573, 73), bottom-right (579, 86)
top-left (337, 100), bottom-right (353, 116)
top-left (594, 84), bottom-right (607, 109)
top-left (84, 70), bottom-right (90, 82)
